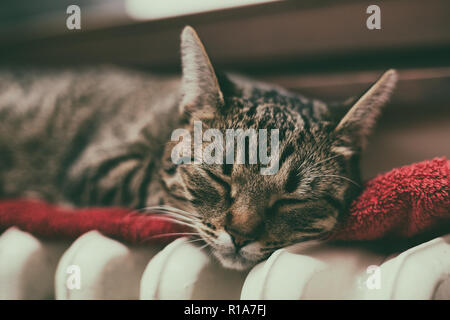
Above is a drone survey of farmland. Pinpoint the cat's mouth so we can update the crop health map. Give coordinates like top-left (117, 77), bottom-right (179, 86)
top-left (197, 230), bottom-right (271, 270)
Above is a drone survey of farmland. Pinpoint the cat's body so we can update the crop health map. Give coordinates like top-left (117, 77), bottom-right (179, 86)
top-left (0, 66), bottom-right (180, 207)
top-left (0, 27), bottom-right (397, 270)
top-left (0, 66), bottom-right (325, 208)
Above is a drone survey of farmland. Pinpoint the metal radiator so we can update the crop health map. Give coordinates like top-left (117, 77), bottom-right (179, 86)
top-left (1, 227), bottom-right (449, 299)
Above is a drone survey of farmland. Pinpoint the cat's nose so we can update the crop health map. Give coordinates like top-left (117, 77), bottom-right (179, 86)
top-left (225, 226), bottom-right (253, 251)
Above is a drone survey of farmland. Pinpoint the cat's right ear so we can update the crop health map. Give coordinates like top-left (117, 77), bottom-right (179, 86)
top-left (179, 26), bottom-right (224, 121)
top-left (334, 69), bottom-right (398, 150)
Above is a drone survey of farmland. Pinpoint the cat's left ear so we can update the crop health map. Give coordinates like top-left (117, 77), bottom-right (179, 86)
top-left (334, 69), bottom-right (398, 150)
top-left (179, 26), bottom-right (224, 120)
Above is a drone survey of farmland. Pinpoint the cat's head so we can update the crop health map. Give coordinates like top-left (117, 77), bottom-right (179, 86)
top-left (159, 26), bottom-right (398, 270)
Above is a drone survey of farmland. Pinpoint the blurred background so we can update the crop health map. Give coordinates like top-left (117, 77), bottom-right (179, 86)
top-left (0, 0), bottom-right (449, 179)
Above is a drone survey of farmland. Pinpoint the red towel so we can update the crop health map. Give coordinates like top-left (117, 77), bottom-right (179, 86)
top-left (0, 202), bottom-right (188, 244)
top-left (331, 157), bottom-right (450, 241)
top-left (0, 158), bottom-right (449, 244)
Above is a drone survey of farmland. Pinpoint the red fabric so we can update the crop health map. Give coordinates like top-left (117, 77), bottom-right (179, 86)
top-left (0, 158), bottom-right (449, 244)
top-left (331, 157), bottom-right (450, 241)
top-left (0, 202), bottom-right (188, 244)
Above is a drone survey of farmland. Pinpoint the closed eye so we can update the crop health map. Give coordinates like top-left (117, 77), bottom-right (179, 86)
top-left (293, 227), bottom-right (324, 234)
top-left (271, 198), bottom-right (307, 211)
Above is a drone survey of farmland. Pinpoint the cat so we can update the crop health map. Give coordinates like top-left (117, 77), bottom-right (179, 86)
top-left (0, 26), bottom-right (397, 270)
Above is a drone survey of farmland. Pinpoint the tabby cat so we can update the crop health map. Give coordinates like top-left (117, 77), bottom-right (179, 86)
top-left (0, 26), bottom-right (397, 270)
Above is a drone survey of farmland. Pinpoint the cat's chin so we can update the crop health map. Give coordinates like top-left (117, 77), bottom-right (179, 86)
top-left (212, 251), bottom-right (261, 271)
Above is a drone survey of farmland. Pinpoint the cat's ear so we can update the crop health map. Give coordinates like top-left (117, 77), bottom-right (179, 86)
top-left (334, 69), bottom-right (398, 150)
top-left (180, 26), bottom-right (224, 120)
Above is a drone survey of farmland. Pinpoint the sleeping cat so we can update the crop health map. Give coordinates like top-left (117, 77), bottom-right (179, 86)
top-left (0, 26), bottom-right (397, 270)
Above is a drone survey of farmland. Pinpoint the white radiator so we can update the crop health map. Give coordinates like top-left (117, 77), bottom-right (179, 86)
top-left (0, 226), bottom-right (449, 299)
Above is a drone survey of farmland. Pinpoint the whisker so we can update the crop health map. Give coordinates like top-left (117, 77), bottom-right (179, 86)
top-left (159, 205), bottom-right (201, 218)
top-left (184, 238), bottom-right (206, 245)
top-left (297, 150), bottom-right (317, 172)
top-left (135, 214), bottom-right (219, 244)
top-left (146, 215), bottom-right (197, 229)
top-left (143, 232), bottom-right (200, 241)
top-left (138, 209), bottom-right (201, 226)
top-left (139, 213), bottom-right (197, 229)
top-left (142, 210), bottom-right (219, 237)
top-left (142, 205), bottom-right (200, 218)
top-left (310, 154), bottom-right (342, 168)
top-left (198, 228), bottom-right (219, 239)
top-left (310, 174), bottom-right (360, 187)
top-left (199, 243), bottom-right (211, 251)
top-left (138, 207), bottom-right (218, 236)
top-left (174, 221), bottom-right (214, 234)
top-left (296, 139), bottom-right (330, 173)
top-left (142, 209), bottom-right (197, 222)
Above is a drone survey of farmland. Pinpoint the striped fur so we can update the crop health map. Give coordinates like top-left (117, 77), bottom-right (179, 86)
top-left (0, 66), bottom-right (181, 208)
top-left (0, 27), bottom-right (397, 270)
